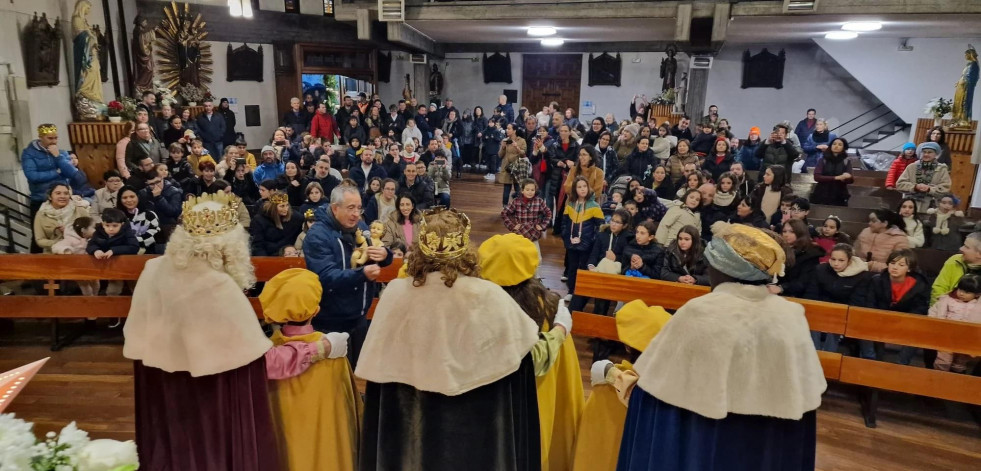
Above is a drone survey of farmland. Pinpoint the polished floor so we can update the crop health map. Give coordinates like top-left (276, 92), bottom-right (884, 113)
top-left (2, 176), bottom-right (980, 470)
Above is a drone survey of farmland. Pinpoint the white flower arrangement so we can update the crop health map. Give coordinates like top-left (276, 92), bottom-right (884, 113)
top-left (0, 414), bottom-right (138, 471)
top-left (152, 81), bottom-right (177, 107)
top-left (924, 97), bottom-right (952, 119)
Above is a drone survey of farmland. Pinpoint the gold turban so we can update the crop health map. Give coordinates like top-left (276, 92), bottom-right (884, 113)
top-left (615, 300), bottom-right (672, 352)
top-left (704, 221), bottom-right (786, 282)
top-left (478, 233), bottom-right (538, 286)
top-left (259, 268), bottom-right (323, 324)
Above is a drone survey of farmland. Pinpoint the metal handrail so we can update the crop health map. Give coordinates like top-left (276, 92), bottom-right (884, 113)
top-left (0, 181), bottom-right (29, 199)
top-left (829, 103), bottom-right (887, 134)
top-left (836, 110), bottom-right (897, 140)
top-left (0, 207), bottom-right (29, 253)
top-left (850, 118), bottom-right (908, 148)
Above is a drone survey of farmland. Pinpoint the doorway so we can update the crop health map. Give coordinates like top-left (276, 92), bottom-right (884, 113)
top-left (522, 54), bottom-right (582, 117)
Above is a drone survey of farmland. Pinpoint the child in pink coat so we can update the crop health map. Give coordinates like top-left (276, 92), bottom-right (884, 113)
top-left (52, 216), bottom-right (100, 296)
top-left (928, 274), bottom-right (981, 372)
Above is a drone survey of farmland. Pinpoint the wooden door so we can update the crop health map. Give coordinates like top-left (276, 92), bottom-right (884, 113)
top-left (522, 54), bottom-right (582, 116)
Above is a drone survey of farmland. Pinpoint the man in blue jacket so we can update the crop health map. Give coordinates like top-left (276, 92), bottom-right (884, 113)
top-left (22, 124), bottom-right (79, 251)
top-left (304, 185), bottom-right (392, 366)
top-left (195, 99), bottom-right (226, 158)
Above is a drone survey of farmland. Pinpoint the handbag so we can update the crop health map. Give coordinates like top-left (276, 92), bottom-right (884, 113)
top-left (594, 234), bottom-right (622, 274)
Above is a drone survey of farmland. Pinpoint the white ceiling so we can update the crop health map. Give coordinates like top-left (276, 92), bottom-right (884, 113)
top-left (408, 18), bottom-right (677, 44)
top-left (408, 14), bottom-right (981, 45)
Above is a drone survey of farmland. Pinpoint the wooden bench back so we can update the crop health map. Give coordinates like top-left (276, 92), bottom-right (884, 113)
top-left (571, 270), bottom-right (981, 406)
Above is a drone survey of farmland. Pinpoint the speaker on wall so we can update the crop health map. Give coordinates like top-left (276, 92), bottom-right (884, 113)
top-left (690, 17), bottom-right (713, 50)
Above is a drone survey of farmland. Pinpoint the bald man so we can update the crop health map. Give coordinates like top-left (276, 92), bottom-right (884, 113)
top-left (698, 182), bottom-right (728, 242)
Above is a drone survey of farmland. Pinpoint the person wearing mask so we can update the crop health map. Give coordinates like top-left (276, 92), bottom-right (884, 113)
top-left (854, 209), bottom-right (911, 273)
top-left (895, 141), bottom-right (951, 213)
top-left (801, 118), bottom-right (836, 172)
top-left (195, 99), bottom-right (227, 159)
top-left (755, 124), bottom-right (800, 178)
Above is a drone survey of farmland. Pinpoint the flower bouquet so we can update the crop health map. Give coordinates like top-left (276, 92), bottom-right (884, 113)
top-left (106, 101), bottom-right (123, 122)
top-left (178, 84), bottom-right (205, 106)
top-left (0, 414), bottom-right (138, 471)
top-left (152, 81), bottom-right (177, 107)
top-left (924, 97), bottom-right (952, 125)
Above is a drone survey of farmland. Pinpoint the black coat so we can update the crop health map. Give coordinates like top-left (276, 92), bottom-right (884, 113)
top-left (250, 210), bottom-right (304, 256)
top-left (730, 210), bottom-right (769, 229)
top-left (702, 152), bottom-right (735, 182)
top-left (620, 241), bottom-right (664, 279)
top-left (400, 176), bottom-right (435, 210)
top-left (86, 224), bottom-right (140, 255)
top-left (856, 272), bottom-right (930, 315)
top-left (778, 245), bottom-right (826, 297)
top-left (142, 181), bottom-right (184, 226)
top-left (700, 203), bottom-right (732, 242)
top-left (803, 262), bottom-right (871, 305)
top-left (660, 247), bottom-right (709, 285)
top-left (618, 149), bottom-right (657, 185)
top-left (547, 140), bottom-right (579, 188)
top-left (810, 152), bottom-right (851, 206)
top-left (282, 109), bottom-right (311, 136)
top-left (588, 229), bottom-right (632, 266)
top-left (276, 175), bottom-right (306, 207)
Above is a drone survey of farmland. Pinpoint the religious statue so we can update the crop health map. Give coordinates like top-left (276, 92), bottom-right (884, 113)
top-left (429, 63), bottom-right (444, 97)
top-left (71, 0), bottom-right (105, 120)
top-left (950, 44), bottom-right (979, 129)
top-left (369, 221), bottom-right (385, 248)
top-left (132, 15), bottom-right (156, 93)
top-left (23, 12), bottom-right (62, 88)
top-left (155, 2), bottom-right (213, 91)
top-left (660, 44), bottom-right (678, 91)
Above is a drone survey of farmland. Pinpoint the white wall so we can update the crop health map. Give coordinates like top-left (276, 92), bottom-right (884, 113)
top-left (441, 53), bottom-right (524, 114)
top-left (579, 52), bottom-right (688, 122)
top-left (816, 37), bottom-right (981, 129)
top-left (204, 40), bottom-right (278, 146)
top-left (377, 53), bottom-right (415, 108)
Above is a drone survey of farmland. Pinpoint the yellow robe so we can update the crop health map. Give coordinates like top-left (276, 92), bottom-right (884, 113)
top-left (571, 362), bottom-right (632, 471)
top-left (268, 329), bottom-right (363, 471)
top-left (536, 323), bottom-right (585, 471)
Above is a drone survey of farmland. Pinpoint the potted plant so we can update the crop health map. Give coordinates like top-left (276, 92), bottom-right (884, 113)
top-left (118, 97), bottom-right (139, 122)
top-left (178, 83), bottom-right (204, 106)
top-left (925, 97), bottom-right (952, 126)
top-left (106, 101), bottom-right (123, 123)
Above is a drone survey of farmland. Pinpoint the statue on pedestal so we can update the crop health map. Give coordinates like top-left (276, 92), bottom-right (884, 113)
top-left (132, 15), bottom-right (155, 93)
top-left (429, 63), bottom-right (443, 98)
top-left (660, 44), bottom-right (678, 92)
top-left (951, 44), bottom-right (979, 129)
top-left (71, 0), bottom-right (105, 120)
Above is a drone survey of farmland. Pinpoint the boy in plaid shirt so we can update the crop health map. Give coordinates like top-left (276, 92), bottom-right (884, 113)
top-left (502, 179), bottom-right (552, 275)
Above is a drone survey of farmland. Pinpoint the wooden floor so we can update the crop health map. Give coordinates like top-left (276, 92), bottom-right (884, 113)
top-left (2, 176), bottom-right (980, 470)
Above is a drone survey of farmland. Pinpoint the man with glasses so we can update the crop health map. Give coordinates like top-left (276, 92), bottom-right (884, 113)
top-left (789, 197), bottom-right (818, 237)
top-left (125, 122), bottom-right (168, 169)
top-left (304, 185), bottom-right (393, 366)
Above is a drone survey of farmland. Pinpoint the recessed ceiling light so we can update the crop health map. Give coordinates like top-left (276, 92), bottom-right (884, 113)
top-left (541, 38), bottom-right (565, 47)
top-left (825, 31), bottom-right (859, 40)
top-left (527, 26), bottom-right (557, 37)
top-left (842, 21), bottom-right (882, 32)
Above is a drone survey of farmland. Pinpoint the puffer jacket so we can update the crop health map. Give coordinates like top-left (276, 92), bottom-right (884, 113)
top-left (858, 271), bottom-right (930, 316)
top-left (304, 205), bottom-right (393, 326)
top-left (618, 148), bottom-right (657, 185)
top-left (804, 256), bottom-right (870, 304)
top-left (51, 225), bottom-right (90, 255)
top-left (547, 139), bottom-right (579, 189)
top-left (654, 204), bottom-right (700, 246)
top-left (561, 197), bottom-right (604, 252)
top-left (667, 151), bottom-right (698, 182)
top-left (885, 156), bottom-right (917, 188)
top-left (21, 141), bottom-right (78, 202)
top-left (854, 227), bottom-right (910, 272)
top-left (660, 246), bottom-right (709, 285)
top-left (778, 244), bottom-right (826, 297)
top-left (619, 240), bottom-right (664, 279)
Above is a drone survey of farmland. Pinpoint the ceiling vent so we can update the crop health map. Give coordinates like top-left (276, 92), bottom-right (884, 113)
top-left (378, 0), bottom-right (404, 22)
top-left (783, 0), bottom-right (818, 13)
top-left (409, 53), bottom-right (427, 64)
top-left (690, 56), bottom-right (713, 69)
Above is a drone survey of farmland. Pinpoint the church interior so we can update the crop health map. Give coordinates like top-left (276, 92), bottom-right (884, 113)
top-left (1, 1), bottom-right (980, 470)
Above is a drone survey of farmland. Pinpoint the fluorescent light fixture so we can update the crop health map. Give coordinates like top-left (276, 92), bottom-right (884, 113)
top-left (842, 21), bottom-right (881, 31)
top-left (228, 0), bottom-right (242, 17)
top-left (825, 31), bottom-right (858, 40)
top-left (242, 0), bottom-right (253, 18)
top-left (541, 38), bottom-right (565, 47)
top-left (527, 27), bottom-right (557, 37)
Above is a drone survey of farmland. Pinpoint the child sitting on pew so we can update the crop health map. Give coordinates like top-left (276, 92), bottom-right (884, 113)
top-left (857, 249), bottom-right (930, 363)
top-left (52, 216), bottom-right (100, 297)
top-left (929, 274), bottom-right (981, 373)
top-left (86, 209), bottom-right (139, 260)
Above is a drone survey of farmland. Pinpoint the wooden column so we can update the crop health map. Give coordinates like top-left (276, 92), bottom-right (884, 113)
top-left (914, 118), bottom-right (977, 211)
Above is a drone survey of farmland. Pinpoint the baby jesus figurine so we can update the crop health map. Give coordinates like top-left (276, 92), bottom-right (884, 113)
top-left (351, 230), bottom-right (370, 268)
top-left (369, 221), bottom-right (386, 247)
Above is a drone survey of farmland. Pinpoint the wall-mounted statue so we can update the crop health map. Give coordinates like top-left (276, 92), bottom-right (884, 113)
top-left (429, 63), bottom-right (444, 97)
top-left (72, 0), bottom-right (105, 120)
top-left (23, 12), bottom-right (62, 88)
top-left (951, 44), bottom-right (979, 129)
top-left (588, 52), bottom-right (621, 87)
top-left (132, 14), bottom-right (156, 93)
top-left (660, 44), bottom-right (678, 91)
top-left (155, 2), bottom-right (213, 91)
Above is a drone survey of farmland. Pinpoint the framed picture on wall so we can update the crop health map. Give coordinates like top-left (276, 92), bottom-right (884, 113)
top-left (285, 0), bottom-right (300, 14)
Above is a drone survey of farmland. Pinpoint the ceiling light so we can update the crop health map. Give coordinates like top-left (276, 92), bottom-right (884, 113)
top-left (228, 0), bottom-right (242, 17)
top-left (527, 27), bottom-right (557, 37)
top-left (242, 0), bottom-right (253, 18)
top-left (541, 38), bottom-right (564, 47)
top-left (842, 21), bottom-right (881, 32)
top-left (825, 31), bottom-right (859, 40)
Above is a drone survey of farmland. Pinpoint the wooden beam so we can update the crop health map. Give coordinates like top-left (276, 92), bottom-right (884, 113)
top-left (838, 356), bottom-right (981, 405)
top-left (845, 307), bottom-right (981, 356)
top-left (386, 22), bottom-right (440, 56)
top-left (675, 3), bottom-right (693, 42)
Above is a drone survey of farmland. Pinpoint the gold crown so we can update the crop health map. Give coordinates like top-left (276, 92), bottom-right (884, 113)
top-left (269, 192), bottom-right (290, 205)
top-left (37, 124), bottom-right (57, 137)
top-left (304, 208), bottom-right (316, 221)
top-left (180, 192), bottom-right (241, 237)
top-left (417, 207), bottom-right (471, 261)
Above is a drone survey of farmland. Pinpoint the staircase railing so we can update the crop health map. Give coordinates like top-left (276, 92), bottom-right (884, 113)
top-left (836, 109), bottom-right (897, 141)
top-left (829, 103), bottom-right (887, 134)
top-left (0, 181), bottom-right (33, 253)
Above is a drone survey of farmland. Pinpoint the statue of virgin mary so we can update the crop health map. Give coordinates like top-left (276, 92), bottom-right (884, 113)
top-left (951, 44), bottom-right (979, 128)
top-left (72, 0), bottom-right (105, 120)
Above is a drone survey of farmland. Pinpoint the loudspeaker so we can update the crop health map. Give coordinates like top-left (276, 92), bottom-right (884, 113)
top-left (690, 17), bottom-right (713, 49)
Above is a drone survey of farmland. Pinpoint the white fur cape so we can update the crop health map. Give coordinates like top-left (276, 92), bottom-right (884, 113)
top-left (633, 282), bottom-right (827, 420)
top-left (355, 275), bottom-right (539, 396)
top-left (123, 257), bottom-right (273, 377)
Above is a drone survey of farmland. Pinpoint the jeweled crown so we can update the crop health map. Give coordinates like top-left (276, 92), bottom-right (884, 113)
top-left (417, 207), bottom-right (471, 260)
top-left (180, 192), bottom-right (241, 237)
top-left (37, 124), bottom-right (57, 137)
top-left (269, 192), bottom-right (290, 205)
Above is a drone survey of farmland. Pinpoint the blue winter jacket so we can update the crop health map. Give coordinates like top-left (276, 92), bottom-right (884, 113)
top-left (253, 161), bottom-right (285, 185)
top-left (735, 141), bottom-right (762, 171)
top-left (22, 141), bottom-right (78, 202)
top-left (801, 132), bottom-right (837, 170)
top-left (304, 205), bottom-right (393, 327)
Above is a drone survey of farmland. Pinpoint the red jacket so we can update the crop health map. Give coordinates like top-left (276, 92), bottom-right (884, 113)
top-left (885, 156), bottom-right (916, 188)
top-left (310, 112), bottom-right (340, 143)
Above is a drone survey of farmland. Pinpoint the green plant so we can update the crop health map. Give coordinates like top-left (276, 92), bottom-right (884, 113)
top-left (925, 97), bottom-right (952, 119)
